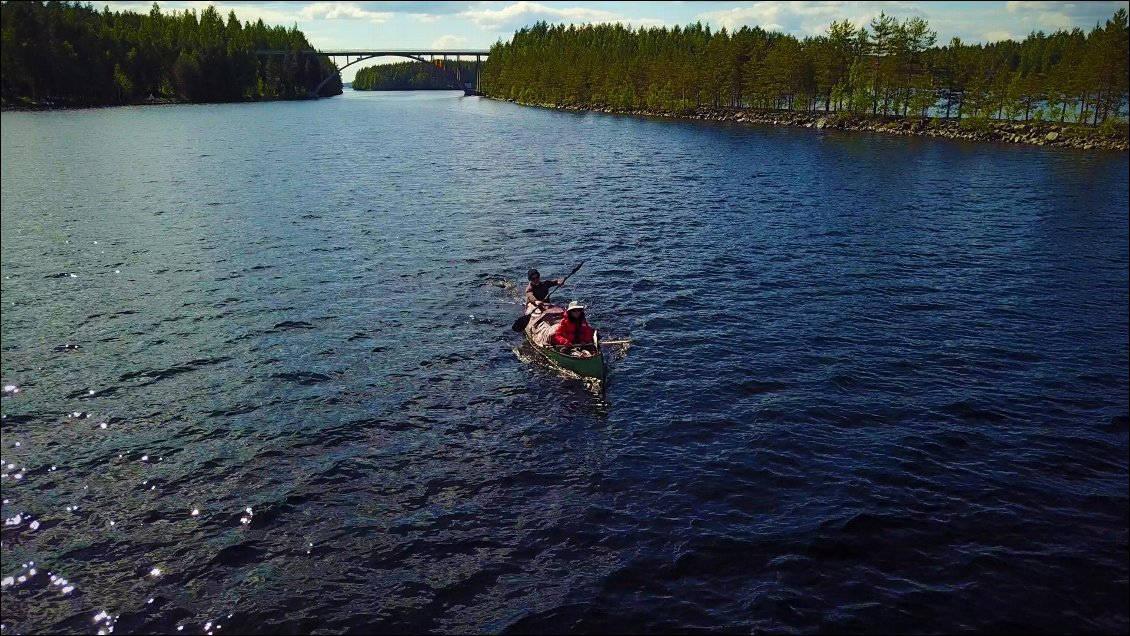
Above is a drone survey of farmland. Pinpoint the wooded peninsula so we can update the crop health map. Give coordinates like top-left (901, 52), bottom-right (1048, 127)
top-left (0, 1), bottom-right (341, 107)
top-left (481, 11), bottom-right (1128, 124)
top-left (343, 8), bottom-right (1129, 150)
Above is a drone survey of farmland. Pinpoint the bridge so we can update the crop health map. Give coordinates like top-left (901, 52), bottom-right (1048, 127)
top-left (257, 49), bottom-right (491, 97)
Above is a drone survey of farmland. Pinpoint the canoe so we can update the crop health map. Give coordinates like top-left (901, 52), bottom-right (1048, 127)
top-left (523, 303), bottom-right (606, 384)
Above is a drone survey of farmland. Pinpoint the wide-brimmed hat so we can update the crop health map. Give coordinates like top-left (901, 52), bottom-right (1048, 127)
top-left (566, 301), bottom-right (585, 312)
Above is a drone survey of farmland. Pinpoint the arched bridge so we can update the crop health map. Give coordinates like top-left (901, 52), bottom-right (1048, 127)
top-left (257, 49), bottom-right (490, 97)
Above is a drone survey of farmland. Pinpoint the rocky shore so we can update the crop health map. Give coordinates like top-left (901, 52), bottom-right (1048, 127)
top-left (503, 100), bottom-right (1130, 152)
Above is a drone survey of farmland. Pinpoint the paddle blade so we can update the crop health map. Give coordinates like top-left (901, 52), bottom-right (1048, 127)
top-left (511, 313), bottom-right (532, 332)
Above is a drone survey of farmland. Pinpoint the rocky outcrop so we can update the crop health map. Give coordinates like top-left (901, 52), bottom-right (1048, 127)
top-left (503, 100), bottom-right (1129, 152)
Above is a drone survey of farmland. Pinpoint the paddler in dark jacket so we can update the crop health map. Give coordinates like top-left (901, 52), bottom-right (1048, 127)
top-left (525, 269), bottom-right (565, 310)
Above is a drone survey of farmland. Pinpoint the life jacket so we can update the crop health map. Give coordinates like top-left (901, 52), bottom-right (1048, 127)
top-left (552, 314), bottom-right (594, 346)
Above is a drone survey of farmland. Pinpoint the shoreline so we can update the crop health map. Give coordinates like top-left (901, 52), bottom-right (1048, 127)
top-left (2, 98), bottom-right (180, 111)
top-left (496, 99), bottom-right (1130, 152)
top-left (0, 93), bottom-right (333, 112)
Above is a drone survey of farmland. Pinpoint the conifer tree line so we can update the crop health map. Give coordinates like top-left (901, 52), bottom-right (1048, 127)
top-left (0, 1), bottom-right (342, 106)
top-left (352, 60), bottom-right (479, 91)
top-left (481, 9), bottom-right (1129, 125)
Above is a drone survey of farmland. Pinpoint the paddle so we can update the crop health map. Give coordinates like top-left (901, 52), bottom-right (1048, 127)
top-left (511, 261), bottom-right (584, 332)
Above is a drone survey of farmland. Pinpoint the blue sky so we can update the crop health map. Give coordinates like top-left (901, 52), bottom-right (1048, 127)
top-left (103, 1), bottom-right (1130, 81)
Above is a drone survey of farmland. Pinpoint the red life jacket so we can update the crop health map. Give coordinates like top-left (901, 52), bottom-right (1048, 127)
top-left (552, 315), bottom-right (594, 346)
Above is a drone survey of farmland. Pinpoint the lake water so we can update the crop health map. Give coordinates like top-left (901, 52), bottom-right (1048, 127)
top-left (2, 91), bottom-right (1127, 634)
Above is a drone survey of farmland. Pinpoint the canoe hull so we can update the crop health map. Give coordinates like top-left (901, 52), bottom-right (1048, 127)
top-left (530, 338), bottom-right (606, 382)
top-left (522, 303), bottom-right (607, 384)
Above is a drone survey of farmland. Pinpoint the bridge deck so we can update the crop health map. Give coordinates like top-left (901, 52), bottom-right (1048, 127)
top-left (257, 49), bottom-right (489, 56)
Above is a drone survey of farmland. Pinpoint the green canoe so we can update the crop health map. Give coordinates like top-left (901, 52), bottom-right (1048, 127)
top-left (523, 304), bottom-right (607, 384)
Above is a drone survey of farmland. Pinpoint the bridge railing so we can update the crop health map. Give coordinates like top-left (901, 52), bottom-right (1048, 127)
top-left (255, 49), bottom-right (490, 56)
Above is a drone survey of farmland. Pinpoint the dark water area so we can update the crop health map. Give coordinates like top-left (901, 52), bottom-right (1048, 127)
top-left (1, 91), bottom-right (1127, 634)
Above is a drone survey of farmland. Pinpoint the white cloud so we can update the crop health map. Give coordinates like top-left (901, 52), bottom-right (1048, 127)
top-left (692, 1), bottom-right (1078, 43)
top-left (300, 2), bottom-right (393, 23)
top-left (696, 5), bottom-right (784, 32)
top-left (462, 1), bottom-right (623, 29)
top-left (1004, 0), bottom-right (1127, 31)
top-left (1003, 2), bottom-right (1077, 32)
top-left (431, 34), bottom-right (470, 48)
top-left (1033, 11), bottom-right (1075, 30)
top-left (1005, 1), bottom-right (1052, 13)
top-left (694, 2), bottom-right (898, 37)
top-left (628, 17), bottom-right (669, 29)
top-left (980, 29), bottom-right (1019, 42)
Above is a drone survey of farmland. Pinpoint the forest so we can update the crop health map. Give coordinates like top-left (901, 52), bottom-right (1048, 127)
top-left (0, 1), bottom-right (342, 106)
top-left (352, 60), bottom-right (480, 91)
top-left (480, 9), bottom-right (1129, 126)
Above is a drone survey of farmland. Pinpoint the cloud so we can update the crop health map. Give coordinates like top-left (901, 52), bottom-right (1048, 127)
top-left (1032, 11), bottom-right (1075, 31)
top-left (354, 1), bottom-right (476, 15)
top-left (462, 1), bottom-right (624, 29)
top-left (1004, 0), bottom-right (1072, 29)
top-left (695, 4), bottom-right (785, 32)
top-left (691, 0), bottom-right (1109, 43)
top-left (431, 34), bottom-right (470, 48)
top-left (694, 1), bottom-right (889, 37)
top-left (1005, 0), bottom-right (1048, 10)
top-left (299, 2), bottom-right (394, 23)
top-left (1005, 0), bottom-right (1128, 31)
top-left (980, 29), bottom-right (1020, 42)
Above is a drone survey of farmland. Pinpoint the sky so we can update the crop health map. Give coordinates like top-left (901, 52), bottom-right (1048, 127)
top-left (101, 1), bottom-right (1130, 81)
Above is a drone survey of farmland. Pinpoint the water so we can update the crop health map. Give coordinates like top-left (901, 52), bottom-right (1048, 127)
top-left (1, 91), bottom-right (1127, 634)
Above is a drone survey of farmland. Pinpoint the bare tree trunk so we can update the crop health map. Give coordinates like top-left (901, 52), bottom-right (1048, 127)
top-left (1089, 85), bottom-right (1100, 125)
top-left (1099, 78), bottom-right (1111, 124)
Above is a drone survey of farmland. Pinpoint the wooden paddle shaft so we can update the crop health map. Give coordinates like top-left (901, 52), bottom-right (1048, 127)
top-left (553, 339), bottom-right (630, 349)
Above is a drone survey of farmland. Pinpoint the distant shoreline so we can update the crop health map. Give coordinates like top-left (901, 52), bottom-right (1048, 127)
top-left (0, 94), bottom-right (325, 112)
top-left (496, 99), bottom-right (1130, 152)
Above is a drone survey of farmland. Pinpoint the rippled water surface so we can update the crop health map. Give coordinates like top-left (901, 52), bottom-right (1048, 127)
top-left (2, 91), bottom-right (1128, 634)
